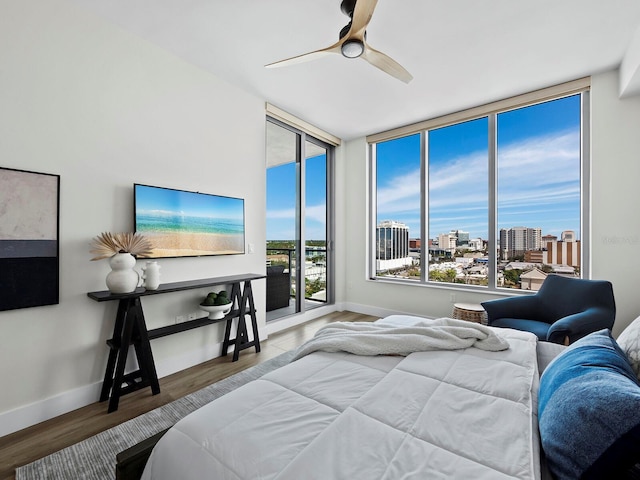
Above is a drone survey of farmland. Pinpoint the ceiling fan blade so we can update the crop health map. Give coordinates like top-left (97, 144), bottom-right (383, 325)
top-left (361, 44), bottom-right (413, 83)
top-left (265, 42), bottom-right (342, 69)
top-left (349, 0), bottom-right (378, 37)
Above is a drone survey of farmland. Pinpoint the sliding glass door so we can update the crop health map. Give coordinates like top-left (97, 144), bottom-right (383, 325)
top-left (266, 119), bottom-right (333, 321)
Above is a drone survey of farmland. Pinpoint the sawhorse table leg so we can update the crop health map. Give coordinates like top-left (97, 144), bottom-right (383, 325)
top-left (100, 297), bottom-right (160, 412)
top-left (222, 280), bottom-right (261, 361)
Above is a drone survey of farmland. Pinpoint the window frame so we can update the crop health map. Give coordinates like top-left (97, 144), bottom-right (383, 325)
top-left (367, 79), bottom-right (591, 292)
top-left (266, 116), bottom-right (337, 313)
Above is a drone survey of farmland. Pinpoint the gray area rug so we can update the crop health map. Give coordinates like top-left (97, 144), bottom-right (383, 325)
top-left (16, 351), bottom-right (295, 480)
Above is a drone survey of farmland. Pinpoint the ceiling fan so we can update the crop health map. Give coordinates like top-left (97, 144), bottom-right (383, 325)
top-left (265, 0), bottom-right (413, 83)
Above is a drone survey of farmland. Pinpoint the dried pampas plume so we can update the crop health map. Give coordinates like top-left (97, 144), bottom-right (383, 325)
top-left (90, 232), bottom-right (153, 261)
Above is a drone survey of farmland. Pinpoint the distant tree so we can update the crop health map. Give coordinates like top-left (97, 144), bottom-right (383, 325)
top-left (429, 269), bottom-right (457, 283)
top-left (503, 269), bottom-right (522, 286)
top-left (267, 240), bottom-right (295, 250)
top-left (306, 240), bottom-right (327, 247)
top-left (541, 264), bottom-right (554, 273)
top-left (406, 267), bottom-right (421, 278)
top-left (305, 278), bottom-right (325, 297)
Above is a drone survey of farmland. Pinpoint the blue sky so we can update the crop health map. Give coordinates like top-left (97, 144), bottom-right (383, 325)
top-left (135, 184), bottom-right (244, 220)
top-left (376, 94), bottom-right (581, 241)
top-left (266, 154), bottom-right (327, 241)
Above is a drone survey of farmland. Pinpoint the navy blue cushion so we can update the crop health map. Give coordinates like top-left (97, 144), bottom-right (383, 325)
top-left (490, 317), bottom-right (550, 340)
top-left (539, 329), bottom-right (640, 479)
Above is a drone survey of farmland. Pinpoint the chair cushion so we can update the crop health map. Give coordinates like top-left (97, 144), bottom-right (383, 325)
top-left (538, 329), bottom-right (640, 479)
top-left (617, 315), bottom-right (640, 382)
top-left (489, 318), bottom-right (550, 341)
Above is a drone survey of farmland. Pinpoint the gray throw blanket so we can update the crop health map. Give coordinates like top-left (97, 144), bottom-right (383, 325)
top-left (292, 317), bottom-right (510, 361)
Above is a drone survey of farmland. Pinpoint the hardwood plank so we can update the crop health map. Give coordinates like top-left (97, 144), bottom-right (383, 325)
top-left (0, 311), bottom-right (375, 480)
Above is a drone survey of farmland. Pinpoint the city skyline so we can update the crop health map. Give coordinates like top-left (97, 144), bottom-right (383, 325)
top-left (375, 219), bottom-right (577, 244)
top-left (376, 95), bottom-right (582, 242)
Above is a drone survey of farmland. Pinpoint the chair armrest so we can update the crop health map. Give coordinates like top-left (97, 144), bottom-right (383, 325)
top-left (546, 307), bottom-right (615, 344)
top-left (481, 295), bottom-right (540, 323)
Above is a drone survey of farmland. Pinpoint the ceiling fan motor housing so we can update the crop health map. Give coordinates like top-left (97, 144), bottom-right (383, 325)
top-left (341, 39), bottom-right (365, 58)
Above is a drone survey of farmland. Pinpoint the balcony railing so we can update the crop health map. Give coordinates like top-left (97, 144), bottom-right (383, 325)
top-left (266, 247), bottom-right (327, 303)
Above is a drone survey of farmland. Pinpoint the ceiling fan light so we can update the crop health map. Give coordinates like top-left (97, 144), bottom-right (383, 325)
top-left (341, 39), bottom-right (364, 58)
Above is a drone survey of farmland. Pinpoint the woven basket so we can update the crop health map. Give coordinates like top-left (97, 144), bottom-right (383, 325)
top-left (452, 303), bottom-right (487, 325)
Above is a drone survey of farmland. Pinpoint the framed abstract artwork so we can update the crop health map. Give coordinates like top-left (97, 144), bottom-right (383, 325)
top-left (0, 167), bottom-right (60, 311)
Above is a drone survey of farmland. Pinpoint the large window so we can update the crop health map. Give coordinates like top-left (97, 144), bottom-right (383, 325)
top-left (370, 81), bottom-right (588, 291)
top-left (428, 118), bottom-right (489, 285)
top-left (375, 134), bottom-right (421, 279)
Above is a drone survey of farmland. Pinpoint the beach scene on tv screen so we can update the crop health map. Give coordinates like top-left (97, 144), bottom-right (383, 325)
top-left (135, 185), bottom-right (245, 258)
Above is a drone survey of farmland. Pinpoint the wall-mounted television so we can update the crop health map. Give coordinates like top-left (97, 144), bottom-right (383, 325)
top-left (134, 183), bottom-right (245, 258)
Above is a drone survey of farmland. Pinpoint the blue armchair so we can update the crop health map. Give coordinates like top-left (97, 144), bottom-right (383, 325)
top-left (481, 275), bottom-right (616, 344)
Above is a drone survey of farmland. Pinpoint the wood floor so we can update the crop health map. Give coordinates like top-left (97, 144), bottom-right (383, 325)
top-left (0, 311), bottom-right (375, 480)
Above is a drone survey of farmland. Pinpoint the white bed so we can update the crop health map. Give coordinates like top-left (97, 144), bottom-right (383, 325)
top-left (141, 315), bottom-right (563, 480)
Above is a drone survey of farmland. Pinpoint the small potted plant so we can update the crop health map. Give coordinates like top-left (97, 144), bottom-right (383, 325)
top-left (199, 291), bottom-right (232, 319)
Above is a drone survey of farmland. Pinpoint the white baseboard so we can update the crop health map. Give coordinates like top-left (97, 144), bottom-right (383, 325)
top-left (0, 332), bottom-right (268, 438)
top-left (0, 381), bottom-right (103, 438)
top-left (263, 302), bottom-right (436, 337)
top-left (265, 304), bottom-right (340, 335)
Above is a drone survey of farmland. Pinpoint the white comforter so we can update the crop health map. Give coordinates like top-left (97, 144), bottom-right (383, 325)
top-left (292, 317), bottom-right (510, 359)
top-left (142, 319), bottom-right (540, 480)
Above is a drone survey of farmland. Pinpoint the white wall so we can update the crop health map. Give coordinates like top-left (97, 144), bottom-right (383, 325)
top-left (340, 69), bottom-right (640, 336)
top-left (0, 1), bottom-right (266, 435)
top-left (591, 70), bottom-right (640, 335)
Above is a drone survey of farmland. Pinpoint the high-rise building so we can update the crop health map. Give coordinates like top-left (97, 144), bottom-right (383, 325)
top-left (438, 233), bottom-right (457, 253)
top-left (450, 229), bottom-right (470, 247)
top-left (544, 231), bottom-right (580, 267)
top-left (376, 220), bottom-right (412, 271)
top-left (499, 227), bottom-right (542, 260)
top-left (524, 250), bottom-right (544, 263)
top-left (377, 220), bottom-right (409, 260)
top-left (468, 238), bottom-right (483, 251)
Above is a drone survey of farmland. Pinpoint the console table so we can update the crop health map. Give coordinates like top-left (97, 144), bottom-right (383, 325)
top-left (88, 273), bottom-right (265, 413)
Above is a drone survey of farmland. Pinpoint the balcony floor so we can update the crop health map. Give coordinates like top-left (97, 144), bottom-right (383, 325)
top-left (266, 298), bottom-right (326, 322)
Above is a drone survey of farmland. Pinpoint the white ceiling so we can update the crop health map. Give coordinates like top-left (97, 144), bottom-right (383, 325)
top-left (72, 0), bottom-right (640, 141)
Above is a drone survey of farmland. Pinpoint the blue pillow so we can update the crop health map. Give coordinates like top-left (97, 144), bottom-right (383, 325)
top-left (539, 329), bottom-right (640, 479)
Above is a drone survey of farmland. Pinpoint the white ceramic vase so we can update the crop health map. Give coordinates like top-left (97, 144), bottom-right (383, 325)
top-left (106, 253), bottom-right (139, 294)
top-left (142, 261), bottom-right (161, 290)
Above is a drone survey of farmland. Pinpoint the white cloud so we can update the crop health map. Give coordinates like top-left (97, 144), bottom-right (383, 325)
top-left (376, 128), bottom-right (581, 239)
top-left (267, 203), bottom-right (326, 223)
top-left (376, 168), bottom-right (421, 212)
top-left (266, 208), bottom-right (295, 219)
top-left (305, 204), bottom-right (326, 224)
